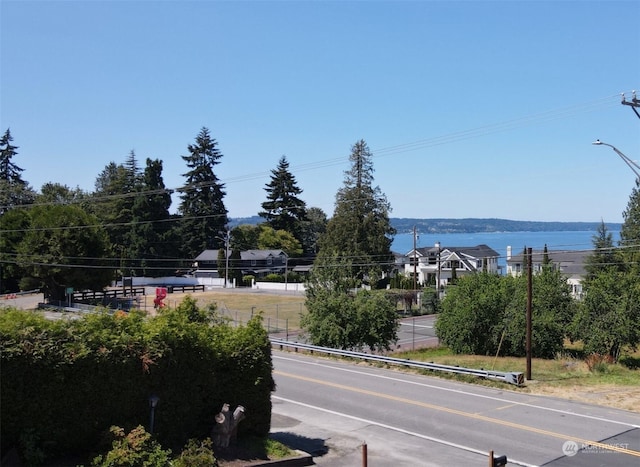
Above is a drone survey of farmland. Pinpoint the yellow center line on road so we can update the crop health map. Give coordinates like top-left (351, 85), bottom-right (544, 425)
top-left (275, 370), bottom-right (640, 458)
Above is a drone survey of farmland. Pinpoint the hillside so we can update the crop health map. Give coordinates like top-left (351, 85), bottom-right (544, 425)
top-left (231, 216), bottom-right (621, 234)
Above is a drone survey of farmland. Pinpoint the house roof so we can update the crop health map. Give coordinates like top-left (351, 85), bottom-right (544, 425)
top-left (404, 244), bottom-right (499, 259)
top-left (241, 249), bottom-right (287, 260)
top-left (194, 249), bottom-right (288, 262)
top-left (194, 250), bottom-right (219, 262)
top-left (507, 249), bottom-right (590, 276)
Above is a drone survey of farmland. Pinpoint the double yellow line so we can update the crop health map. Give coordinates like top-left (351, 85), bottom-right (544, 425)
top-left (275, 370), bottom-right (640, 458)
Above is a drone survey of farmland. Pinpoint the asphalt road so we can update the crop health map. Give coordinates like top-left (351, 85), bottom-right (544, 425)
top-left (270, 351), bottom-right (640, 466)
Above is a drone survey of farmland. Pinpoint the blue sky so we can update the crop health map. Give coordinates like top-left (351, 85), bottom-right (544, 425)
top-left (2, 0), bottom-right (639, 223)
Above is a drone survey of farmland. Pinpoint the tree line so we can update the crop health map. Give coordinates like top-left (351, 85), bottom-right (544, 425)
top-left (0, 128), bottom-right (396, 304)
top-left (0, 128), bottom-right (331, 299)
top-left (2, 124), bottom-right (639, 359)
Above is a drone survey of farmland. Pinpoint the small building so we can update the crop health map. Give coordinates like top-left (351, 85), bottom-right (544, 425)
top-left (401, 244), bottom-right (500, 287)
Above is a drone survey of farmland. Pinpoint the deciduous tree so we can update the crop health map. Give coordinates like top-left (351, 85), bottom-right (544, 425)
top-left (16, 205), bottom-right (112, 300)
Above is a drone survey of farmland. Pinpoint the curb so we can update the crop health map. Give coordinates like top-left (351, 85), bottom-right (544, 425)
top-left (240, 450), bottom-right (314, 466)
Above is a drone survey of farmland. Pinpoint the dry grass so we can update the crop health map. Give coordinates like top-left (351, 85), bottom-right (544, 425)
top-left (161, 289), bottom-right (307, 330)
top-left (396, 348), bottom-right (640, 413)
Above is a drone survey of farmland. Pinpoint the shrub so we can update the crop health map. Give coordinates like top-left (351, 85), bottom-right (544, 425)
top-left (585, 353), bottom-right (614, 373)
top-left (91, 426), bottom-right (171, 467)
top-left (242, 275), bottom-right (255, 287)
top-left (1, 299), bottom-right (274, 462)
top-left (172, 438), bottom-right (217, 467)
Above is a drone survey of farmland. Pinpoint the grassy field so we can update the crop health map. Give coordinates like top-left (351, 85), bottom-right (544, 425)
top-left (164, 289), bottom-right (307, 331)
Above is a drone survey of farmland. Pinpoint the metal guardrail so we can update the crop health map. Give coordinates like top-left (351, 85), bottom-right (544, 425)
top-left (271, 338), bottom-right (524, 386)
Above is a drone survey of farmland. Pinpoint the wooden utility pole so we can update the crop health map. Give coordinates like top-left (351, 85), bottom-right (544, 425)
top-left (413, 226), bottom-right (417, 294)
top-left (526, 247), bottom-right (533, 380)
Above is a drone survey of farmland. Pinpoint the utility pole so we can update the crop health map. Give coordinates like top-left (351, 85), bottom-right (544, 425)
top-left (526, 247), bottom-right (533, 381)
top-left (217, 229), bottom-right (231, 288)
top-left (621, 90), bottom-right (640, 120)
top-left (413, 226), bottom-right (417, 294)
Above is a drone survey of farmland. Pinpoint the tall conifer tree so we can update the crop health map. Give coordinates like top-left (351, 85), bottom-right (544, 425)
top-left (316, 139), bottom-right (395, 286)
top-left (178, 127), bottom-right (228, 259)
top-left (259, 156), bottom-right (307, 245)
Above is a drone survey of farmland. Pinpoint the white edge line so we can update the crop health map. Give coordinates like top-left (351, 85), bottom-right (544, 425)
top-left (272, 395), bottom-right (538, 467)
top-left (273, 353), bottom-right (640, 429)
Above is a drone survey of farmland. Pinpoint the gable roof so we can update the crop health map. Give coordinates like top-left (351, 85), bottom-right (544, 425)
top-left (194, 249), bottom-right (288, 262)
top-left (404, 244), bottom-right (499, 259)
top-left (507, 249), bottom-right (590, 276)
top-left (241, 249), bottom-right (287, 260)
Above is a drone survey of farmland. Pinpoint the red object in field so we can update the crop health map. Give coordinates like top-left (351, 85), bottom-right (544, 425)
top-left (154, 287), bottom-right (167, 308)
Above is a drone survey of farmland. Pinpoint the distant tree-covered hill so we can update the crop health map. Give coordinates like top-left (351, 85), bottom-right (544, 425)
top-left (230, 216), bottom-right (621, 235)
top-left (390, 218), bottom-right (622, 235)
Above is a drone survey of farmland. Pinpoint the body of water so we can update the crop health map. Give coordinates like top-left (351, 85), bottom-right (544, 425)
top-left (392, 230), bottom-right (621, 268)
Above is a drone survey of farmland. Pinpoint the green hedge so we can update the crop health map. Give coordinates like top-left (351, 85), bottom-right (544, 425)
top-left (0, 299), bottom-right (274, 462)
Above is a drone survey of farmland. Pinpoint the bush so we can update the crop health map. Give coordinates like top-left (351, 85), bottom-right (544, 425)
top-left (242, 275), bottom-right (255, 287)
top-left (262, 273), bottom-right (283, 282)
top-left (0, 300), bottom-right (274, 462)
top-left (92, 426), bottom-right (171, 467)
top-left (172, 438), bottom-right (217, 467)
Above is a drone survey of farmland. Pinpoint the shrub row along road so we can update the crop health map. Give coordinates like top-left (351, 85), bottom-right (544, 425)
top-left (270, 351), bottom-right (640, 466)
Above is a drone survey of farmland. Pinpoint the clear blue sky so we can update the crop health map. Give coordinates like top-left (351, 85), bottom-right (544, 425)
top-left (2, 0), bottom-right (639, 223)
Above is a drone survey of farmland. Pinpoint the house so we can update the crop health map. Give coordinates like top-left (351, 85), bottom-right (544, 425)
top-left (401, 244), bottom-right (500, 287)
top-left (192, 249), bottom-right (288, 279)
top-left (505, 246), bottom-right (590, 298)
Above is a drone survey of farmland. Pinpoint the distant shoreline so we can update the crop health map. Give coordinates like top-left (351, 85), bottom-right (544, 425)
top-left (389, 218), bottom-right (622, 235)
top-left (229, 215), bottom-right (622, 235)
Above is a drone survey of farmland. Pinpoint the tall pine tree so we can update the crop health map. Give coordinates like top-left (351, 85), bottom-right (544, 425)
top-left (619, 180), bottom-right (640, 266)
top-left (128, 158), bottom-right (175, 276)
top-left (0, 129), bottom-right (35, 213)
top-left (91, 152), bottom-right (141, 279)
top-left (178, 127), bottom-right (228, 259)
top-left (259, 155), bottom-right (307, 244)
top-left (316, 139), bottom-right (396, 287)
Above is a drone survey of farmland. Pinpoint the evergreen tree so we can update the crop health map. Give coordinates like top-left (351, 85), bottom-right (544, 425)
top-left (0, 129), bottom-right (35, 213)
top-left (91, 154), bottom-right (141, 279)
top-left (128, 158), bottom-right (175, 276)
top-left (585, 220), bottom-right (620, 280)
top-left (259, 156), bottom-right (307, 243)
top-left (316, 139), bottom-right (395, 287)
top-left (619, 180), bottom-right (640, 265)
top-left (37, 183), bottom-right (89, 206)
top-left (0, 129), bottom-right (24, 185)
top-left (178, 127), bottom-right (228, 259)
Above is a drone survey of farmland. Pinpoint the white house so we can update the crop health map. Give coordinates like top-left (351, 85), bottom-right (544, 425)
top-left (402, 244), bottom-right (500, 287)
